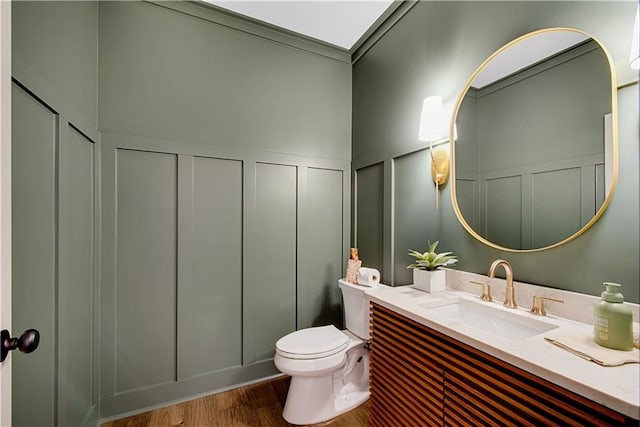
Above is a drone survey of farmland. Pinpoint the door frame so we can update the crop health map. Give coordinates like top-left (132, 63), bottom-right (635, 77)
top-left (0, 0), bottom-right (12, 424)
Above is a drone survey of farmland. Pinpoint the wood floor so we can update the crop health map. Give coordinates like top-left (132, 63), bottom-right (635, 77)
top-left (101, 376), bottom-right (370, 427)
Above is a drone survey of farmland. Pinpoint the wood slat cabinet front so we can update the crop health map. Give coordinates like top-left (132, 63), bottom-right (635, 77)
top-left (369, 302), bottom-right (636, 426)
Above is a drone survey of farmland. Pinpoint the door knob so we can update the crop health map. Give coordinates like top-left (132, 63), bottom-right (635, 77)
top-left (1, 329), bottom-right (40, 362)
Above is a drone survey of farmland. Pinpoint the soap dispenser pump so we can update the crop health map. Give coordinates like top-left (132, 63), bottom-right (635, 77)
top-left (593, 282), bottom-right (633, 351)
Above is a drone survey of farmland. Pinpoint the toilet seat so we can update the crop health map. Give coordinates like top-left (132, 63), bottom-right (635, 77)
top-left (276, 325), bottom-right (349, 360)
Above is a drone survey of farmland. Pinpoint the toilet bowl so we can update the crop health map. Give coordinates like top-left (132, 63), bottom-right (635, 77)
top-left (274, 279), bottom-right (377, 425)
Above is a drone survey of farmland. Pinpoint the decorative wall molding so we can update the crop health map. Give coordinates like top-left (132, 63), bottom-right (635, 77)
top-left (147, 0), bottom-right (351, 63)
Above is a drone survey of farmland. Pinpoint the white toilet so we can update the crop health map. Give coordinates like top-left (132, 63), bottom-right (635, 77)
top-left (274, 278), bottom-right (376, 425)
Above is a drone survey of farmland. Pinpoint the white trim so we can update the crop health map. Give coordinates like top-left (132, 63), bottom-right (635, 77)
top-left (0, 0), bottom-right (12, 424)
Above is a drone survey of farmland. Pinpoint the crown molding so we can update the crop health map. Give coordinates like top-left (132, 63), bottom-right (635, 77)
top-left (351, 1), bottom-right (418, 65)
top-left (145, 0), bottom-right (352, 64)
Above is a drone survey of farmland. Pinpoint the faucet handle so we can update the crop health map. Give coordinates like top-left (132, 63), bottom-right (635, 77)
top-left (469, 281), bottom-right (492, 302)
top-left (530, 296), bottom-right (564, 316)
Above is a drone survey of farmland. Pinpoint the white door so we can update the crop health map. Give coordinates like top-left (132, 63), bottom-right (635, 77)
top-left (0, 1), bottom-right (12, 425)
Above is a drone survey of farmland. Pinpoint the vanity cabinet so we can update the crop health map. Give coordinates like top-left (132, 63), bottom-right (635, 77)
top-left (369, 303), bottom-right (635, 426)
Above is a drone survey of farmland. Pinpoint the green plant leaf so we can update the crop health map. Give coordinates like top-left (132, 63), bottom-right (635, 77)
top-left (406, 240), bottom-right (458, 270)
top-left (408, 249), bottom-right (424, 259)
top-left (433, 252), bottom-right (454, 263)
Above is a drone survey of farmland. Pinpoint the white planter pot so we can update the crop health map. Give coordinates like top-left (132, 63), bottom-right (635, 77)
top-left (413, 269), bottom-right (446, 293)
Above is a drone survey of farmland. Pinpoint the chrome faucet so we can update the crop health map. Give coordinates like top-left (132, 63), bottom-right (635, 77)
top-left (488, 259), bottom-right (517, 309)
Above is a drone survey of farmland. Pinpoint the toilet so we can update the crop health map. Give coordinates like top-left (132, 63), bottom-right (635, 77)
top-left (274, 278), bottom-right (377, 425)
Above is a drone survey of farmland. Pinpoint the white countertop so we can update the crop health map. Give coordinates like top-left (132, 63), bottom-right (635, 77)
top-left (366, 284), bottom-right (640, 420)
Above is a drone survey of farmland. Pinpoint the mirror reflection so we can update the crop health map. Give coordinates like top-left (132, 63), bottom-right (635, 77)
top-left (452, 29), bottom-right (617, 251)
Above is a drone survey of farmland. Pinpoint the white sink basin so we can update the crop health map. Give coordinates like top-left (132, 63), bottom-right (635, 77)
top-left (420, 298), bottom-right (558, 340)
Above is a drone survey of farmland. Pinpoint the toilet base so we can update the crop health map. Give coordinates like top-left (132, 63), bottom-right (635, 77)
top-left (281, 345), bottom-right (370, 425)
top-left (282, 375), bottom-right (370, 425)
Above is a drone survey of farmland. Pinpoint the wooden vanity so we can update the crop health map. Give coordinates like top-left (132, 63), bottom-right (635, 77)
top-left (369, 302), bottom-right (637, 426)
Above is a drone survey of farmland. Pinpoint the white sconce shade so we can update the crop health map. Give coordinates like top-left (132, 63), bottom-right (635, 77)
top-left (419, 96), bottom-right (457, 142)
top-left (418, 95), bottom-right (456, 208)
top-left (418, 96), bottom-right (445, 142)
top-left (631, 5), bottom-right (639, 70)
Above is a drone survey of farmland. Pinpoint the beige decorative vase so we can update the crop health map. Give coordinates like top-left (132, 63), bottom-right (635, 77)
top-left (413, 269), bottom-right (446, 293)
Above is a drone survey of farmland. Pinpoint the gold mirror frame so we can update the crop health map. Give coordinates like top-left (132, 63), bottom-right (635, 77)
top-left (449, 27), bottom-right (619, 253)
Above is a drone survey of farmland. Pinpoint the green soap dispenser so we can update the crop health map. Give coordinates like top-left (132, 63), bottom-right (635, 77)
top-left (593, 282), bottom-right (633, 351)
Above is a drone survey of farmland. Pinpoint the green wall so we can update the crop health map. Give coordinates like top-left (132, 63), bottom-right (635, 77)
top-left (97, 0), bottom-right (352, 417)
top-left (12, 2), bottom-right (100, 426)
top-left (98, 1), bottom-right (351, 159)
top-left (352, 1), bottom-right (639, 303)
top-left (13, 0), bottom-right (352, 421)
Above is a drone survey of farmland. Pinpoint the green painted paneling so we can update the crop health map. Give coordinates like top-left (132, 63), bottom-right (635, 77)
top-left (14, 0), bottom-right (353, 420)
top-left (11, 83), bottom-right (57, 427)
top-left (58, 125), bottom-right (96, 427)
top-left (355, 163), bottom-right (384, 279)
top-left (12, 1), bottom-right (98, 128)
top-left (96, 1), bottom-right (351, 403)
top-left (190, 156), bottom-right (243, 376)
top-left (485, 175), bottom-right (522, 250)
top-left (96, 1), bottom-right (350, 411)
top-left (471, 156), bottom-right (604, 250)
top-left (393, 150), bottom-right (440, 285)
top-left (115, 149), bottom-right (178, 393)
top-left (352, 1), bottom-right (639, 302)
top-left (98, 1), bottom-right (351, 161)
top-left (475, 45), bottom-right (609, 173)
top-left (456, 179), bottom-right (477, 230)
top-left (455, 90), bottom-right (478, 178)
top-left (101, 136), bottom-right (317, 416)
top-left (252, 163), bottom-right (297, 361)
top-left (302, 167), bottom-right (344, 328)
top-left (531, 168), bottom-right (581, 248)
top-left (12, 2), bottom-right (100, 425)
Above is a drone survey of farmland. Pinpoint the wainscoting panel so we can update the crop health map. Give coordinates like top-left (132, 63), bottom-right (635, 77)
top-left (531, 167), bottom-right (582, 249)
top-left (99, 133), bottom-right (350, 417)
top-left (354, 162), bottom-right (384, 280)
top-left (251, 163), bottom-right (298, 362)
top-left (58, 124), bottom-right (98, 427)
top-left (484, 175), bottom-right (522, 250)
top-left (299, 167), bottom-right (345, 329)
top-left (114, 149), bottom-right (178, 393)
top-left (393, 150), bottom-right (437, 286)
top-left (11, 82), bottom-right (58, 427)
top-left (189, 156), bottom-right (243, 377)
top-left (455, 178), bottom-right (477, 230)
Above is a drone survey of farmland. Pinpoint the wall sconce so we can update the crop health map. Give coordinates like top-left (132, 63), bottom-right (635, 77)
top-left (630, 5), bottom-right (639, 70)
top-left (418, 96), bottom-right (454, 208)
top-left (418, 96), bottom-right (447, 142)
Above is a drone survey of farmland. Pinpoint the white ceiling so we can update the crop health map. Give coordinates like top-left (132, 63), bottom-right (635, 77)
top-left (202, 0), bottom-right (396, 50)
top-left (473, 31), bottom-right (590, 88)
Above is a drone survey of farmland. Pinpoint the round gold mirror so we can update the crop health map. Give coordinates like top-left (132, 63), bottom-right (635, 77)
top-left (450, 28), bottom-right (618, 252)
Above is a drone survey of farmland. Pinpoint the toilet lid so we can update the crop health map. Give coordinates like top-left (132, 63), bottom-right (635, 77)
top-left (276, 325), bottom-right (349, 359)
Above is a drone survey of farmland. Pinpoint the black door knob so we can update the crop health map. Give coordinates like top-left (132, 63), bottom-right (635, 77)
top-left (1, 329), bottom-right (40, 362)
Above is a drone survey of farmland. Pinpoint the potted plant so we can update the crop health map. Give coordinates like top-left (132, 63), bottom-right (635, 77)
top-left (407, 241), bottom-right (458, 292)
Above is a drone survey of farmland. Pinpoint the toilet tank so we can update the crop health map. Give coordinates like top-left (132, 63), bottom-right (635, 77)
top-left (339, 279), bottom-right (378, 339)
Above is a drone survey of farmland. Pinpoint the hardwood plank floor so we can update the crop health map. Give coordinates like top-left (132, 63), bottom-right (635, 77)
top-left (101, 376), bottom-right (370, 427)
